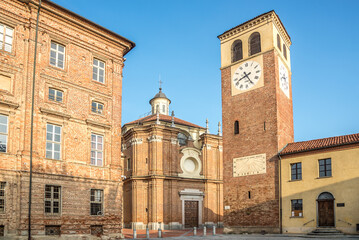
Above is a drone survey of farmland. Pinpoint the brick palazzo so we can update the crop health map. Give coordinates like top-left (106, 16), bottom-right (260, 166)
top-left (0, 0), bottom-right (134, 238)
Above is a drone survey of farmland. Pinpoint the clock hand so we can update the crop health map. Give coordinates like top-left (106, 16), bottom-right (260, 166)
top-left (244, 72), bottom-right (254, 84)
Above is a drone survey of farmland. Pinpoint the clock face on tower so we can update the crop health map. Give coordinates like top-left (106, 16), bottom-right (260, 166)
top-left (232, 60), bottom-right (262, 91)
top-left (279, 59), bottom-right (290, 98)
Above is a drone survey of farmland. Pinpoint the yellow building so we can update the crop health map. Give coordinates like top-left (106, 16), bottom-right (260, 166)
top-left (279, 133), bottom-right (359, 234)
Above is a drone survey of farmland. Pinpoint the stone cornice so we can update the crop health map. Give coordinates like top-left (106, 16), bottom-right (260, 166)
top-left (0, 99), bottom-right (19, 109)
top-left (40, 107), bottom-right (71, 118)
top-left (147, 135), bottom-right (163, 143)
top-left (218, 11), bottom-right (291, 47)
top-left (85, 119), bottom-right (111, 129)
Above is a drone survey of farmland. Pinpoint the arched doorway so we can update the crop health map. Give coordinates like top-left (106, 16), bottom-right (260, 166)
top-left (317, 192), bottom-right (335, 227)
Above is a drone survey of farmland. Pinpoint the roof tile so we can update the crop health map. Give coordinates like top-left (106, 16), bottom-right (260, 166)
top-left (280, 133), bottom-right (359, 155)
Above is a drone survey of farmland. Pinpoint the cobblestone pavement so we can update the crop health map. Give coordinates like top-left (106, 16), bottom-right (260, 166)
top-left (123, 228), bottom-right (359, 240)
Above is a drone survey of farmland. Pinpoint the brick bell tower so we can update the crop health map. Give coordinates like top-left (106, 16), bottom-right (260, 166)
top-left (218, 11), bottom-right (294, 233)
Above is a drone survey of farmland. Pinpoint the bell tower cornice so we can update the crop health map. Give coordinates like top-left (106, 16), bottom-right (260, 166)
top-left (217, 10), bottom-right (291, 47)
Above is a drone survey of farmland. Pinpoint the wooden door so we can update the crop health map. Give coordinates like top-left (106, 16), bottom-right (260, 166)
top-left (318, 200), bottom-right (334, 227)
top-left (185, 201), bottom-right (198, 228)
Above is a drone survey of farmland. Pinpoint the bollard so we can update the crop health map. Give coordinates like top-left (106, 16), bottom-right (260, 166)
top-left (146, 228), bottom-right (150, 239)
top-left (158, 228), bottom-right (162, 238)
top-left (133, 229), bottom-right (137, 239)
top-left (213, 226), bottom-right (216, 235)
top-left (193, 227), bottom-right (197, 236)
top-left (203, 226), bottom-right (207, 236)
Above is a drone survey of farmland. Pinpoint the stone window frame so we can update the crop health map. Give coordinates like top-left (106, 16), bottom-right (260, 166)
top-left (45, 123), bottom-right (62, 160)
top-left (0, 114), bottom-right (8, 153)
top-left (92, 58), bottom-right (106, 84)
top-left (291, 199), bottom-right (303, 217)
top-left (0, 23), bottom-right (14, 53)
top-left (0, 182), bottom-right (5, 213)
top-left (290, 162), bottom-right (302, 181)
top-left (91, 133), bottom-right (104, 167)
top-left (91, 101), bottom-right (104, 115)
top-left (48, 88), bottom-right (63, 103)
top-left (50, 41), bottom-right (66, 69)
top-left (44, 185), bottom-right (61, 215)
top-left (90, 189), bottom-right (104, 216)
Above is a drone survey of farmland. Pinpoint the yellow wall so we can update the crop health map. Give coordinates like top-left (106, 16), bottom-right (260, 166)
top-left (281, 145), bottom-right (359, 233)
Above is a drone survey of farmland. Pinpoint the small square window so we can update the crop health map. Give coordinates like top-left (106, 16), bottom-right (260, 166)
top-left (45, 225), bottom-right (61, 235)
top-left (90, 225), bottom-right (103, 236)
top-left (91, 101), bottom-right (104, 114)
top-left (48, 88), bottom-right (63, 103)
top-left (50, 42), bottom-right (65, 69)
top-left (291, 199), bottom-right (303, 217)
top-left (93, 59), bottom-right (105, 83)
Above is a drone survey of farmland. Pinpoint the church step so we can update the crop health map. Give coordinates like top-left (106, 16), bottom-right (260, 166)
top-left (308, 228), bottom-right (344, 235)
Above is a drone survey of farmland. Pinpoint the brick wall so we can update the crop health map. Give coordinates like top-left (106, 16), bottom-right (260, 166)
top-left (0, 0), bottom-right (133, 238)
top-left (222, 50), bottom-right (293, 233)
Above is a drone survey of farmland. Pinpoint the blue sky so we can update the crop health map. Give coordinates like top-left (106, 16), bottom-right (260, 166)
top-left (52, 0), bottom-right (359, 142)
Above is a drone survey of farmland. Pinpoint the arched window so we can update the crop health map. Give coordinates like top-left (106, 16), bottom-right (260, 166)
top-left (283, 44), bottom-right (287, 59)
top-left (249, 32), bottom-right (261, 56)
top-left (234, 121), bottom-right (239, 135)
top-left (231, 40), bottom-right (243, 63)
top-left (318, 192), bottom-right (334, 200)
top-left (277, 34), bottom-right (281, 51)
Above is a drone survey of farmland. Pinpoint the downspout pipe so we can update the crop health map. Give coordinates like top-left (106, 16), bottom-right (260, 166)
top-left (28, 0), bottom-right (42, 239)
top-left (277, 143), bottom-right (288, 234)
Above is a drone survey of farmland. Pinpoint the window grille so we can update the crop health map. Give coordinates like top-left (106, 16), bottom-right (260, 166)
top-left (44, 185), bottom-right (61, 215)
top-left (45, 225), bottom-right (61, 235)
top-left (291, 199), bottom-right (303, 217)
top-left (0, 182), bottom-right (5, 213)
top-left (90, 189), bottom-right (103, 215)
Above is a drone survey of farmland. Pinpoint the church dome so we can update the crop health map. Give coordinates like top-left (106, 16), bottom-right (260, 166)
top-left (149, 88), bottom-right (171, 115)
top-left (149, 88), bottom-right (171, 104)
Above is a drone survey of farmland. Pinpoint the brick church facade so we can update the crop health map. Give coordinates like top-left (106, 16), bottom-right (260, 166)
top-left (0, 0), bottom-right (134, 238)
top-left (121, 88), bottom-right (223, 230)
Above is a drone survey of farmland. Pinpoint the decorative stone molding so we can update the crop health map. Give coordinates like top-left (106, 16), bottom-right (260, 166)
top-left (40, 107), bottom-right (71, 119)
top-left (130, 138), bottom-right (143, 145)
top-left (179, 189), bottom-right (204, 227)
top-left (218, 11), bottom-right (291, 47)
top-left (170, 137), bottom-right (178, 145)
top-left (0, 99), bottom-right (19, 109)
top-left (179, 147), bottom-right (203, 179)
top-left (85, 119), bottom-right (111, 129)
top-left (204, 144), bottom-right (212, 150)
top-left (147, 135), bottom-right (163, 143)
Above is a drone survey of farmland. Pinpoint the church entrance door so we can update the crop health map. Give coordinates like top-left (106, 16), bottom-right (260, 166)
top-left (317, 192), bottom-right (335, 227)
top-left (184, 201), bottom-right (198, 228)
